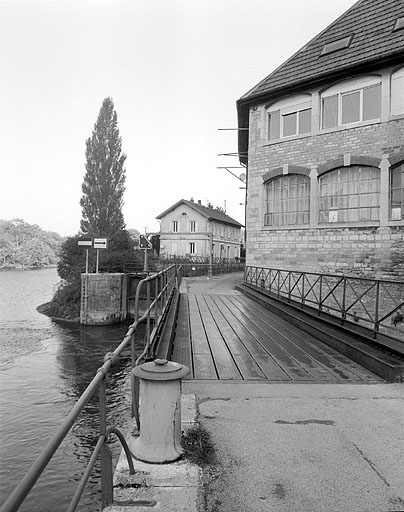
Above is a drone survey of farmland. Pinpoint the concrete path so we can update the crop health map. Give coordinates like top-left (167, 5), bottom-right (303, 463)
top-left (180, 274), bottom-right (404, 512)
top-left (184, 381), bottom-right (404, 512)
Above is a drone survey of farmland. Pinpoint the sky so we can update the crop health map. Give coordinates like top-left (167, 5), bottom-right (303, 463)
top-left (1, 0), bottom-right (356, 237)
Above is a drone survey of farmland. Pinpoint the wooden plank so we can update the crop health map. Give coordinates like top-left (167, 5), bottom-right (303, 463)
top-left (210, 296), bottom-right (291, 381)
top-left (204, 296), bottom-right (266, 380)
top-left (227, 296), bottom-right (344, 381)
top-left (221, 296), bottom-right (315, 381)
top-left (188, 295), bottom-right (217, 379)
top-left (242, 296), bottom-right (379, 381)
top-left (234, 295), bottom-right (381, 382)
top-left (171, 294), bottom-right (193, 378)
top-left (196, 296), bottom-right (241, 379)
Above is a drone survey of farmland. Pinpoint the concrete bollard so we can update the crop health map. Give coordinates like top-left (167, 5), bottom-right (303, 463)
top-left (131, 358), bottom-right (190, 463)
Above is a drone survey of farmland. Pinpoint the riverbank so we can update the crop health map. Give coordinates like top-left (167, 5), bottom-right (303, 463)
top-left (36, 302), bottom-right (80, 323)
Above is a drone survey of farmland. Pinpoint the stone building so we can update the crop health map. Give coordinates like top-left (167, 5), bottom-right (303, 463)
top-left (237, 0), bottom-right (404, 278)
top-left (156, 199), bottom-right (243, 260)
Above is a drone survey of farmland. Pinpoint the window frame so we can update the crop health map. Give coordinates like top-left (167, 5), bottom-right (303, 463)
top-left (389, 163), bottom-right (404, 221)
top-left (189, 220), bottom-right (196, 232)
top-left (266, 94), bottom-right (312, 142)
top-left (391, 67), bottom-right (404, 117)
top-left (172, 220), bottom-right (178, 233)
top-left (321, 77), bottom-right (382, 130)
top-left (189, 242), bottom-right (196, 255)
top-left (264, 173), bottom-right (310, 228)
top-left (318, 166), bottom-right (381, 225)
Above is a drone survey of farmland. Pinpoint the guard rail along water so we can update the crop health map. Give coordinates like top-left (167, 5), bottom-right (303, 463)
top-left (244, 266), bottom-right (404, 346)
top-left (1, 264), bottom-right (182, 512)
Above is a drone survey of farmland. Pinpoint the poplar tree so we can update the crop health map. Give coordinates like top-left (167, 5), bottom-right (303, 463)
top-left (80, 97), bottom-right (127, 236)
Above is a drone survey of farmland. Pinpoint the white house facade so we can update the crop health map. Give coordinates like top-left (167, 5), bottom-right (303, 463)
top-left (156, 199), bottom-right (243, 260)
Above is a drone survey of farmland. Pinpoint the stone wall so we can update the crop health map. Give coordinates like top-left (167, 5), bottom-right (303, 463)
top-left (81, 273), bottom-right (128, 325)
top-left (248, 226), bottom-right (404, 279)
top-left (246, 111), bottom-right (404, 279)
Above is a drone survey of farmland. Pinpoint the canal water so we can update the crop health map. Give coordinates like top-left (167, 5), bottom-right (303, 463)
top-left (0, 268), bottom-right (143, 512)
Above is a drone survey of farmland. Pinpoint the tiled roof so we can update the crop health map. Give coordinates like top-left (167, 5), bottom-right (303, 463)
top-left (239, 0), bottom-right (404, 102)
top-left (156, 199), bottom-right (244, 227)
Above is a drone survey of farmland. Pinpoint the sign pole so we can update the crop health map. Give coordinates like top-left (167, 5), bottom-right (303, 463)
top-left (96, 249), bottom-right (99, 274)
top-left (86, 249), bottom-right (89, 274)
top-left (143, 248), bottom-right (148, 272)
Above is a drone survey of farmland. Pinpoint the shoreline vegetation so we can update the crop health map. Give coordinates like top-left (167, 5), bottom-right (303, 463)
top-left (36, 302), bottom-right (80, 323)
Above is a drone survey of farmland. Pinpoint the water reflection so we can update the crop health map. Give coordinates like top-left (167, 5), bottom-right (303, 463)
top-left (0, 269), bottom-right (146, 512)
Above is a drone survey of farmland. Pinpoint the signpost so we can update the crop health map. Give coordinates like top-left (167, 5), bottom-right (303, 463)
top-left (77, 237), bottom-right (108, 273)
top-left (78, 237), bottom-right (93, 274)
top-left (93, 237), bottom-right (108, 273)
top-left (139, 235), bottom-right (152, 272)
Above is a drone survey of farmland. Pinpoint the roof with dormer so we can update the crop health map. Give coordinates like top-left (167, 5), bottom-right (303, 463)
top-left (156, 199), bottom-right (243, 227)
top-left (237, 0), bottom-right (404, 163)
top-left (240, 0), bottom-right (403, 102)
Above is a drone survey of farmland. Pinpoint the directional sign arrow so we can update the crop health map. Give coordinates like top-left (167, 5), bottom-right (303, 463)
top-left (139, 235), bottom-right (152, 249)
top-left (93, 237), bottom-right (108, 249)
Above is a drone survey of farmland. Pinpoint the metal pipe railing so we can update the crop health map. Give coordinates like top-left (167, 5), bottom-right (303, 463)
top-left (244, 265), bottom-right (404, 342)
top-left (1, 264), bottom-right (181, 512)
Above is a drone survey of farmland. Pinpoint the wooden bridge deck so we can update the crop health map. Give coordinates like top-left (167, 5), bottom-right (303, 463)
top-left (171, 292), bottom-right (382, 382)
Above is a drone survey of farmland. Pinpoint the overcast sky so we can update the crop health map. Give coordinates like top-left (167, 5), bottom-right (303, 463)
top-left (1, 0), bottom-right (355, 237)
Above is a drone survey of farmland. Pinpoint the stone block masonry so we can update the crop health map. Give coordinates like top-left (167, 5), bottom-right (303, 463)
top-left (81, 273), bottom-right (128, 325)
top-left (245, 112), bottom-right (404, 279)
top-left (248, 226), bottom-right (404, 279)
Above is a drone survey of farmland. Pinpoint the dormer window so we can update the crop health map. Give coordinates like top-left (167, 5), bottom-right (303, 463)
top-left (393, 17), bottom-right (404, 32)
top-left (321, 35), bottom-right (353, 56)
top-left (321, 76), bottom-right (381, 130)
top-left (267, 94), bottom-right (312, 141)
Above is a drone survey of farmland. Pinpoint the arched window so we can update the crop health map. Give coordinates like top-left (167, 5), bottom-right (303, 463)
top-left (390, 163), bottom-right (404, 221)
top-left (319, 166), bottom-right (380, 223)
top-left (265, 174), bottom-right (310, 227)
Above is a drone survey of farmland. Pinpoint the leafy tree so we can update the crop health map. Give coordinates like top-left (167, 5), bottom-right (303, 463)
top-left (80, 97), bottom-right (127, 237)
top-left (0, 219), bottom-right (62, 269)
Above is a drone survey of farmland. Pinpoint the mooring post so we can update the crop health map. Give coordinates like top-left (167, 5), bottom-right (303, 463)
top-left (131, 359), bottom-right (190, 463)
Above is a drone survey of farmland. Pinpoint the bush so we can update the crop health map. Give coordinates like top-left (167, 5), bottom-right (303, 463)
top-left (45, 229), bottom-right (145, 320)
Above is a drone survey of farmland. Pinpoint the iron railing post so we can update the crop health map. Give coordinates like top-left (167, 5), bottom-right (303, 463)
top-left (341, 276), bottom-right (347, 325)
top-left (374, 280), bottom-right (380, 338)
top-left (100, 376), bottom-right (113, 509)
top-left (319, 274), bottom-right (323, 316)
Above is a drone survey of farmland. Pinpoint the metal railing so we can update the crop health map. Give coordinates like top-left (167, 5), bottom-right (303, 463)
top-left (1, 264), bottom-right (182, 512)
top-left (244, 266), bottom-right (404, 345)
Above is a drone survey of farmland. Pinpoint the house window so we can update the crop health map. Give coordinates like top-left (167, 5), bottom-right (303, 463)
top-left (321, 77), bottom-right (381, 129)
top-left (390, 163), bottom-right (404, 221)
top-left (268, 108), bottom-right (311, 139)
top-left (190, 221), bottom-right (196, 232)
top-left (391, 67), bottom-right (404, 116)
top-left (319, 166), bottom-right (380, 223)
top-left (189, 242), bottom-right (196, 255)
top-left (265, 174), bottom-right (310, 227)
top-left (172, 221), bottom-right (178, 232)
top-left (267, 94), bottom-right (312, 141)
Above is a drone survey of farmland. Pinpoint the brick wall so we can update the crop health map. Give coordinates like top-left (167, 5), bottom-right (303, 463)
top-left (246, 115), bottom-right (404, 279)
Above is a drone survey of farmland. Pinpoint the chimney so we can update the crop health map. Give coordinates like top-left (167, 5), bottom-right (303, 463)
top-left (190, 198), bottom-right (194, 202)
top-left (198, 199), bottom-right (201, 205)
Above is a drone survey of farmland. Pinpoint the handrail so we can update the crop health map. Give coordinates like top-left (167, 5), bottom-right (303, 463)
top-left (244, 266), bottom-right (404, 345)
top-left (1, 264), bottom-right (182, 512)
